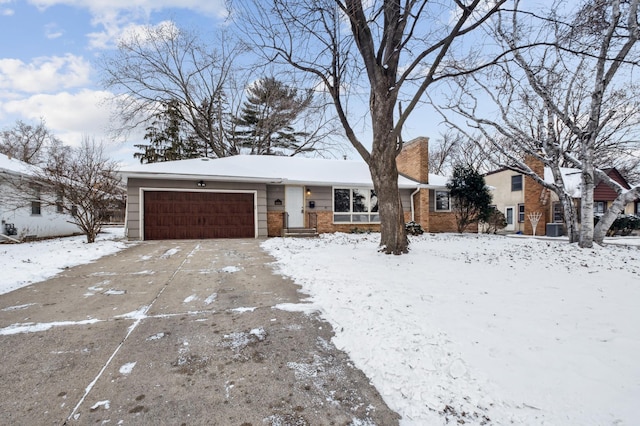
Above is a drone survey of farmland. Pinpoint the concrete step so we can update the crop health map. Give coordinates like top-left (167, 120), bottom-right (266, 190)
top-left (283, 228), bottom-right (318, 238)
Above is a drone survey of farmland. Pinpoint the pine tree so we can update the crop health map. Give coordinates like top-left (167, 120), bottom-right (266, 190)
top-left (134, 100), bottom-right (201, 163)
top-left (447, 164), bottom-right (493, 233)
top-left (234, 77), bottom-right (313, 156)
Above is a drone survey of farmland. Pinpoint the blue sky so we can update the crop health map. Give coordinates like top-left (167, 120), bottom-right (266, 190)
top-left (0, 0), bottom-right (229, 165)
top-left (0, 0), bottom-right (460, 166)
top-left (0, 0), bottom-right (561, 166)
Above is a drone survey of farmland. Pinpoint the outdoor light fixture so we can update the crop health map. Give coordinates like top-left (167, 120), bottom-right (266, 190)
top-left (306, 189), bottom-right (311, 196)
top-left (197, 180), bottom-right (206, 187)
top-left (274, 199), bottom-right (282, 206)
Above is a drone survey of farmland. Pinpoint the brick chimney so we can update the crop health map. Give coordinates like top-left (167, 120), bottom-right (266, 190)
top-left (396, 137), bottom-right (429, 183)
top-left (396, 137), bottom-right (430, 231)
top-left (523, 155), bottom-right (549, 235)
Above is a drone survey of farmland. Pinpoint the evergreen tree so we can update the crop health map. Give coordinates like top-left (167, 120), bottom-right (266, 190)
top-left (234, 77), bottom-right (313, 156)
top-left (447, 164), bottom-right (493, 233)
top-left (134, 100), bottom-right (201, 163)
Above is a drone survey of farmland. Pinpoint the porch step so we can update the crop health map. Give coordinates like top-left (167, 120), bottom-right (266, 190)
top-left (283, 228), bottom-right (318, 238)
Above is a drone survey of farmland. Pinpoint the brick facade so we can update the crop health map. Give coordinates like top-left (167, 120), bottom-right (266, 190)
top-left (313, 211), bottom-right (412, 234)
top-left (428, 212), bottom-right (478, 233)
top-left (412, 188), bottom-right (430, 231)
top-left (523, 156), bottom-right (550, 235)
top-left (267, 211), bottom-right (285, 237)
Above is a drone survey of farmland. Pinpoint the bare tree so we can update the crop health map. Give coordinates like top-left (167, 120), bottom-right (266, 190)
top-left (0, 119), bottom-right (62, 165)
top-left (429, 131), bottom-right (497, 175)
top-left (507, 0), bottom-right (640, 247)
top-left (440, 0), bottom-right (640, 246)
top-left (100, 23), bottom-right (245, 158)
top-left (41, 138), bottom-right (123, 243)
top-left (235, 0), bottom-right (506, 254)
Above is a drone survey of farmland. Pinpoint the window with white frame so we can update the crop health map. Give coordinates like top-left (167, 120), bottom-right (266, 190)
top-left (434, 190), bottom-right (450, 211)
top-left (333, 188), bottom-right (379, 223)
top-left (594, 201), bottom-right (606, 215)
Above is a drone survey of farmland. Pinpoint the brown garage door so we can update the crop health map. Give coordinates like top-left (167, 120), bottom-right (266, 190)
top-left (144, 191), bottom-right (255, 240)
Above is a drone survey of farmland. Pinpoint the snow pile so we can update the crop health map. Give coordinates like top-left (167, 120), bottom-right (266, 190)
top-left (0, 227), bottom-right (129, 295)
top-left (262, 233), bottom-right (640, 425)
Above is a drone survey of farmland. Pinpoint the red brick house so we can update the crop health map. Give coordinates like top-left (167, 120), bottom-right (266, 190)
top-left (484, 158), bottom-right (638, 236)
top-left (120, 137), bottom-right (460, 240)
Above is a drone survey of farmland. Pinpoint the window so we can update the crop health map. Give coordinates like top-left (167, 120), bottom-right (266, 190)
top-left (434, 190), bottom-right (450, 212)
top-left (56, 192), bottom-right (64, 213)
top-left (31, 184), bottom-right (41, 215)
top-left (71, 205), bottom-right (78, 217)
top-left (31, 201), bottom-right (41, 215)
top-left (518, 203), bottom-right (525, 223)
top-left (511, 175), bottom-right (523, 191)
top-left (333, 188), bottom-right (379, 223)
top-left (552, 202), bottom-right (563, 223)
top-left (594, 201), bottom-right (606, 215)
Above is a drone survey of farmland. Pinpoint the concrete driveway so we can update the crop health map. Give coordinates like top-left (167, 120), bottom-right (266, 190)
top-left (0, 239), bottom-right (399, 425)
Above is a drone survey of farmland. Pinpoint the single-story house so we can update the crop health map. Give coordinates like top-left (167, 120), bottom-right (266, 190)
top-left (0, 153), bottom-right (80, 242)
top-left (120, 137), bottom-right (462, 240)
top-left (484, 156), bottom-right (639, 235)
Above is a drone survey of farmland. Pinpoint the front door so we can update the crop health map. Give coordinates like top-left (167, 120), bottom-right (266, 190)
top-left (505, 206), bottom-right (515, 231)
top-left (285, 186), bottom-right (305, 228)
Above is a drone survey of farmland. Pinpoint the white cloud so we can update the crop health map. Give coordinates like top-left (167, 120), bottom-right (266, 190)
top-left (89, 19), bottom-right (178, 50)
top-left (27, 0), bottom-right (228, 49)
top-left (2, 89), bottom-right (116, 146)
top-left (1, 8), bottom-right (14, 16)
top-left (0, 54), bottom-right (91, 93)
top-left (44, 22), bottom-right (64, 39)
top-left (29, 0), bottom-right (226, 16)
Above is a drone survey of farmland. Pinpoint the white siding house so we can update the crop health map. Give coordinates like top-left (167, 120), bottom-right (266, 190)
top-left (0, 153), bottom-right (80, 241)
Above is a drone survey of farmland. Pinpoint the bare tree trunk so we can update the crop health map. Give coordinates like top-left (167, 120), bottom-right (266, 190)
top-left (369, 136), bottom-right (407, 254)
top-left (579, 141), bottom-right (596, 248)
top-left (560, 192), bottom-right (579, 243)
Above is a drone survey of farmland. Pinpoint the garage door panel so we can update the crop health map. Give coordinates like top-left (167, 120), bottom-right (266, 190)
top-left (144, 191), bottom-right (254, 240)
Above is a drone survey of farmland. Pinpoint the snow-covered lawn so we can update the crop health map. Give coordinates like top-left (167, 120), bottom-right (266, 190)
top-left (0, 227), bottom-right (129, 295)
top-left (262, 233), bottom-right (640, 426)
top-left (2, 229), bottom-right (638, 425)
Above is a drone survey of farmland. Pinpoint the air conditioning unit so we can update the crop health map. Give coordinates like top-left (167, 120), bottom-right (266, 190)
top-left (546, 223), bottom-right (564, 237)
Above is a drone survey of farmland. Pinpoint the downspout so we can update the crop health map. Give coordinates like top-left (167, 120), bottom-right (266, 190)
top-left (410, 186), bottom-right (420, 222)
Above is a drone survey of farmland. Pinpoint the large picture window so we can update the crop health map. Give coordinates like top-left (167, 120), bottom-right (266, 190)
top-left (435, 190), bottom-right (450, 211)
top-left (333, 188), bottom-right (379, 223)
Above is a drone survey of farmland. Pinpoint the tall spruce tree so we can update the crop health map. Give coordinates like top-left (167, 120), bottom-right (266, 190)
top-left (234, 77), bottom-right (313, 156)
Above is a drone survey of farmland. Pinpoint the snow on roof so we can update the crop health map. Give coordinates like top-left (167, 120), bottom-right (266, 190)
top-left (544, 167), bottom-right (582, 197)
top-left (121, 155), bottom-right (450, 188)
top-left (0, 153), bottom-right (37, 176)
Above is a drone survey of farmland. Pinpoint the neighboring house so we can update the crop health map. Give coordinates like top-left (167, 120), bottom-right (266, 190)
top-left (0, 153), bottom-right (80, 242)
top-left (484, 157), bottom-right (638, 236)
top-left (120, 137), bottom-right (461, 240)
